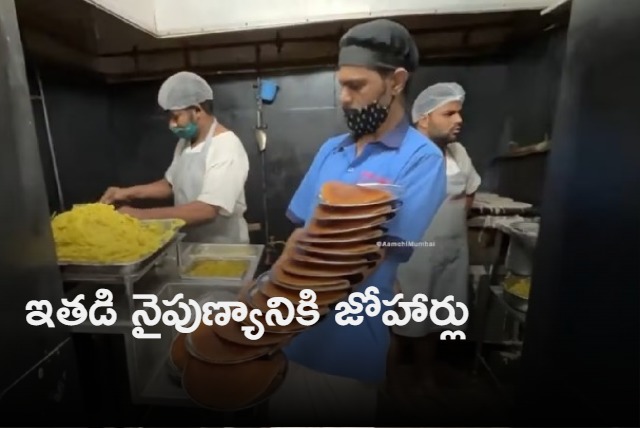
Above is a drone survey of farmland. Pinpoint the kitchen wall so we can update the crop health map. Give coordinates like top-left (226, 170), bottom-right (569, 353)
top-left (30, 27), bottom-right (566, 242)
top-left (482, 27), bottom-right (566, 206)
top-left (0, 0), bottom-right (83, 422)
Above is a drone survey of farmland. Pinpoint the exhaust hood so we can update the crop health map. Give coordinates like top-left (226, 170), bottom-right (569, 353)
top-left (83, 0), bottom-right (561, 38)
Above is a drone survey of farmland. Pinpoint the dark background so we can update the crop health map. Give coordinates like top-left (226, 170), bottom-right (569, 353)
top-left (29, 28), bottom-right (565, 243)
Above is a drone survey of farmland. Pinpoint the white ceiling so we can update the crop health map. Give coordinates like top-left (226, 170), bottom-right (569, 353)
top-left (16, 0), bottom-right (569, 81)
top-left (83, 0), bottom-right (560, 37)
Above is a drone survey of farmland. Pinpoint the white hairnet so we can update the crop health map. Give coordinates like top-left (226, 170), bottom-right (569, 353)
top-left (411, 82), bottom-right (465, 123)
top-left (157, 71), bottom-right (213, 111)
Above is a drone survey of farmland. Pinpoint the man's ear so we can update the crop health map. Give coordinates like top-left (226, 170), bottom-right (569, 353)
top-left (392, 68), bottom-right (409, 95)
top-left (192, 106), bottom-right (203, 121)
top-left (416, 114), bottom-right (429, 132)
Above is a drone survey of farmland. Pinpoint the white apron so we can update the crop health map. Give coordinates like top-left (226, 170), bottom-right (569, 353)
top-left (171, 121), bottom-right (250, 244)
top-left (393, 155), bottom-right (469, 337)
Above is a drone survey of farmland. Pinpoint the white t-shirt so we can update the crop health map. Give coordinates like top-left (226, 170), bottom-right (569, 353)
top-left (445, 142), bottom-right (481, 195)
top-left (164, 131), bottom-right (249, 217)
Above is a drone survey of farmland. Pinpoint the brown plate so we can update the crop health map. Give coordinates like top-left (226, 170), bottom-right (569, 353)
top-left (170, 332), bottom-right (189, 372)
top-left (291, 248), bottom-right (369, 266)
top-left (186, 322), bottom-right (275, 364)
top-left (239, 304), bottom-right (309, 333)
top-left (269, 266), bottom-right (351, 291)
top-left (270, 263), bottom-right (352, 289)
top-left (293, 245), bottom-right (383, 264)
top-left (288, 254), bottom-right (375, 270)
top-left (312, 202), bottom-right (398, 220)
top-left (210, 317), bottom-right (294, 347)
top-left (238, 275), bottom-right (316, 333)
top-left (306, 214), bottom-right (391, 236)
top-left (281, 258), bottom-right (368, 278)
top-left (319, 181), bottom-right (396, 207)
top-left (297, 228), bottom-right (385, 244)
top-left (284, 228), bottom-right (305, 250)
top-left (236, 294), bottom-right (304, 335)
top-left (297, 241), bottom-right (381, 256)
top-left (247, 279), bottom-right (331, 316)
top-left (182, 351), bottom-right (287, 412)
top-left (259, 277), bottom-right (349, 307)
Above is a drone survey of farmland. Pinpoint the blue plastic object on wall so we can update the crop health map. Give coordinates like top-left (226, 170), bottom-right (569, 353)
top-left (260, 80), bottom-right (278, 103)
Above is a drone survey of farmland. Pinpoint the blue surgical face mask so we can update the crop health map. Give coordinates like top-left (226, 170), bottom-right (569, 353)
top-left (170, 122), bottom-right (198, 140)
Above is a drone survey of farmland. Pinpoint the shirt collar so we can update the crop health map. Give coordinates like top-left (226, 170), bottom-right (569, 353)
top-left (338, 116), bottom-right (410, 150)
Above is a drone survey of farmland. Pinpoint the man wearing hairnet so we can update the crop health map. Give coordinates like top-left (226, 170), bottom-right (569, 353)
top-left (100, 71), bottom-right (250, 244)
top-left (267, 20), bottom-right (447, 425)
top-left (389, 82), bottom-right (481, 398)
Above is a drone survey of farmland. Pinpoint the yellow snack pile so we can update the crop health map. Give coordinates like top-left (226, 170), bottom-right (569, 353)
top-left (186, 259), bottom-right (249, 278)
top-left (504, 275), bottom-right (531, 299)
top-left (51, 203), bottom-right (184, 263)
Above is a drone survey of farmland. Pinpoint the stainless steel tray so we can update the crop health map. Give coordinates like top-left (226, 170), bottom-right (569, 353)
top-left (178, 243), bottom-right (264, 286)
top-left (58, 220), bottom-right (185, 282)
top-left (503, 289), bottom-right (529, 313)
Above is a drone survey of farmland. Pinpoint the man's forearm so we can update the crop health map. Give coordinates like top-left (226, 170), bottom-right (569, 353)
top-left (136, 201), bottom-right (218, 225)
top-left (128, 179), bottom-right (173, 200)
top-left (465, 194), bottom-right (475, 211)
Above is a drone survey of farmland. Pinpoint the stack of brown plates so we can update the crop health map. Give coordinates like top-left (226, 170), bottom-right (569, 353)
top-left (168, 181), bottom-right (400, 411)
top-left (168, 298), bottom-right (290, 412)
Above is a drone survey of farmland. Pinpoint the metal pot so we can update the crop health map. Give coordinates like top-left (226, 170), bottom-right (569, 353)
top-left (503, 289), bottom-right (529, 313)
top-left (505, 221), bottom-right (539, 276)
top-left (505, 236), bottom-right (533, 276)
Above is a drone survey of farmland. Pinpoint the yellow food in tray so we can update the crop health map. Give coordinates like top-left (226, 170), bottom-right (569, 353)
top-left (504, 275), bottom-right (531, 299)
top-left (185, 259), bottom-right (249, 278)
top-left (51, 203), bottom-right (184, 263)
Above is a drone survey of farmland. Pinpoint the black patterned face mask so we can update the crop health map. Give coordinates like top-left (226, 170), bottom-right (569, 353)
top-left (343, 96), bottom-right (393, 140)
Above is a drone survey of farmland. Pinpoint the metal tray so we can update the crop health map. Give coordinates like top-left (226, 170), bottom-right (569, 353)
top-left (178, 243), bottom-right (264, 286)
top-left (503, 289), bottom-right (529, 313)
top-left (58, 220), bottom-right (184, 282)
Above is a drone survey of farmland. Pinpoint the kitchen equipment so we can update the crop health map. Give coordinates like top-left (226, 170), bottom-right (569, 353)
top-left (259, 79), bottom-right (279, 103)
top-left (178, 242), bottom-right (264, 286)
top-left (504, 220), bottom-right (539, 276)
top-left (254, 77), bottom-right (275, 246)
top-left (503, 288), bottom-right (529, 313)
top-left (57, 219), bottom-right (184, 283)
top-left (502, 273), bottom-right (531, 313)
top-left (255, 128), bottom-right (267, 152)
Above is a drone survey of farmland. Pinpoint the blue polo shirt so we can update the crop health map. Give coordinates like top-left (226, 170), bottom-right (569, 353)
top-left (283, 118), bottom-right (446, 384)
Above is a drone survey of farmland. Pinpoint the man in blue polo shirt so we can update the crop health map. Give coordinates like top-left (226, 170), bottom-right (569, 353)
top-left (268, 19), bottom-right (447, 425)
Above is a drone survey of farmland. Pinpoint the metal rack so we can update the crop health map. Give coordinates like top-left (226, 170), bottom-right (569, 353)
top-left (60, 239), bottom-right (265, 405)
top-left (60, 233), bottom-right (184, 403)
top-left (472, 223), bottom-right (532, 387)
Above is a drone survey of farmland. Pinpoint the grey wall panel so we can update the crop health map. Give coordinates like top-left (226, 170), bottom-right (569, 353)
top-left (0, 0), bottom-right (80, 416)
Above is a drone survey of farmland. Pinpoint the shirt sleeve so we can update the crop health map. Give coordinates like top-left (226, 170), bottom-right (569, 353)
top-left (384, 150), bottom-right (447, 262)
top-left (286, 140), bottom-right (334, 226)
top-left (465, 160), bottom-right (482, 195)
top-left (452, 143), bottom-right (481, 195)
top-left (197, 134), bottom-right (249, 217)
